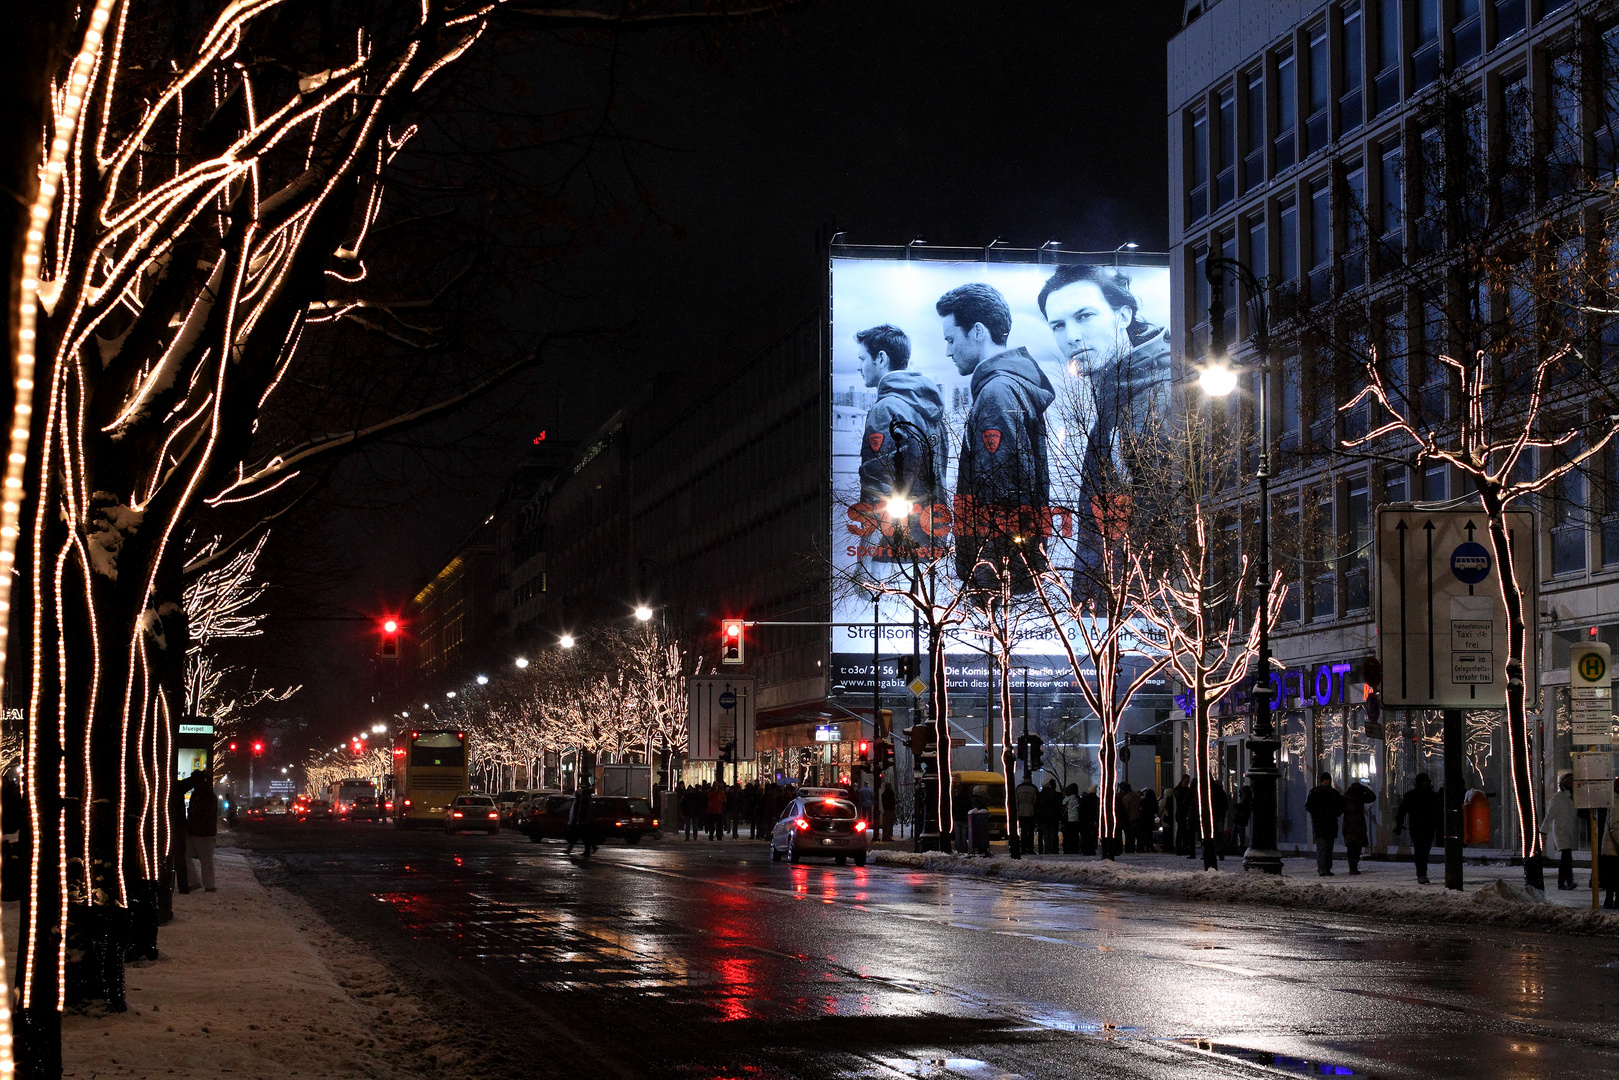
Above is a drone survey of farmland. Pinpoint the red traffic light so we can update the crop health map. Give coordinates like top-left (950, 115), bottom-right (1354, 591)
top-left (725, 623), bottom-right (739, 638)
top-left (721, 619), bottom-right (744, 665)
top-left (252, 740), bottom-right (265, 755)
top-left (228, 741), bottom-right (238, 753)
top-left (382, 618), bottom-right (399, 634)
top-left (858, 740), bottom-right (871, 757)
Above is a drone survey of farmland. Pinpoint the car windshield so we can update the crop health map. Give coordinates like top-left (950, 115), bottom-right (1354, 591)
top-left (456, 796), bottom-right (493, 806)
top-left (624, 798), bottom-right (652, 815)
top-left (805, 800), bottom-right (856, 820)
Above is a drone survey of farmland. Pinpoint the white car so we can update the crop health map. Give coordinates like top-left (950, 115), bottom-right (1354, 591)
top-left (444, 793), bottom-right (499, 834)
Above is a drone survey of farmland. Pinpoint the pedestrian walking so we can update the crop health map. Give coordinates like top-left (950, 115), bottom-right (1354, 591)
top-left (1036, 778), bottom-right (1061, 855)
top-left (1079, 786), bottom-right (1100, 855)
top-left (881, 782), bottom-right (897, 841)
top-left (681, 784), bottom-right (700, 840)
top-left (1341, 778), bottom-right (1376, 875)
top-left (707, 781), bottom-right (726, 840)
top-left (1304, 772), bottom-right (1345, 876)
top-left (1602, 778), bottom-right (1619, 909)
top-left (1014, 776), bottom-right (1038, 857)
top-left (1211, 782), bottom-right (1229, 855)
top-left (566, 779), bottom-right (597, 857)
top-left (1393, 773), bottom-right (1442, 884)
top-left (1135, 786), bottom-right (1158, 853)
top-left (1120, 784), bottom-right (1141, 853)
top-left (1232, 784), bottom-right (1253, 851)
top-left (184, 769), bottom-right (218, 892)
top-left (1540, 772), bottom-right (1579, 890)
top-left (1061, 784), bottom-right (1081, 854)
top-left (1172, 775), bottom-right (1195, 856)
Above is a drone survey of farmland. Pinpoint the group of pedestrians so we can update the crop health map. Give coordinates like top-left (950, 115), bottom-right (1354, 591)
top-left (1539, 771), bottom-right (1619, 906)
top-left (1303, 771), bottom-right (1378, 876)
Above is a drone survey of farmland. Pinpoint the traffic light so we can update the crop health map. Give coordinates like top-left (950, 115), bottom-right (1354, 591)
top-left (720, 619), bottom-right (744, 665)
top-left (876, 738), bottom-right (895, 774)
top-left (906, 724), bottom-right (935, 756)
top-left (380, 617), bottom-right (400, 659)
top-left (252, 740), bottom-right (265, 756)
top-left (1027, 734), bottom-right (1044, 771)
top-left (228, 741), bottom-right (238, 754)
top-left (858, 739), bottom-right (871, 767)
top-left (895, 656), bottom-right (915, 682)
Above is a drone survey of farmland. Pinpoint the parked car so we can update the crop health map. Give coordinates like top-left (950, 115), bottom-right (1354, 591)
top-left (445, 793), bottom-right (500, 834)
top-left (522, 794), bottom-right (575, 841)
top-left (770, 794), bottom-right (868, 865)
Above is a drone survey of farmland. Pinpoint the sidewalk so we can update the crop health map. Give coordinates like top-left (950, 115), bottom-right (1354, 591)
top-left (872, 847), bottom-right (1619, 935)
top-left (57, 841), bottom-right (459, 1080)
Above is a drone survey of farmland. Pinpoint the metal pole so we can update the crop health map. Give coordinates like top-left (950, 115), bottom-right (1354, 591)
top-left (986, 655), bottom-right (994, 771)
top-left (1209, 255), bottom-right (1284, 876)
top-left (1443, 707), bottom-right (1465, 890)
top-left (872, 594), bottom-right (881, 788)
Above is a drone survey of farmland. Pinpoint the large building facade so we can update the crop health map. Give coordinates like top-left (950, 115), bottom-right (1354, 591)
top-left (1169, 0), bottom-right (1614, 853)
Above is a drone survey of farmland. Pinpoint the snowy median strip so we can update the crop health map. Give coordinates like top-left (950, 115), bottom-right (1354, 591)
top-left (871, 850), bottom-right (1619, 935)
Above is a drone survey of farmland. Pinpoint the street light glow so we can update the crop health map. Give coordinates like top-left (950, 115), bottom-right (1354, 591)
top-left (476, 674), bottom-right (489, 685)
top-left (560, 634), bottom-right (575, 649)
top-left (634, 605), bottom-right (653, 622)
top-left (514, 656), bottom-right (529, 669)
top-left (885, 495), bottom-right (913, 519)
top-left (446, 690), bottom-right (457, 699)
top-left (1198, 363), bottom-right (1240, 398)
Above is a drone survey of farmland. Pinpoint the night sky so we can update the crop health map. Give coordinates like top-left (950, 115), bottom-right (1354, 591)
top-left (253, 0), bottom-right (1188, 750)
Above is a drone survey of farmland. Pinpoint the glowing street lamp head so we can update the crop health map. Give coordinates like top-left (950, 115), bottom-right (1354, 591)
top-left (885, 495), bottom-right (913, 519)
top-left (514, 656), bottom-right (529, 669)
top-left (445, 690), bottom-right (457, 699)
top-left (1198, 363), bottom-right (1240, 398)
top-left (476, 674), bottom-right (489, 685)
top-left (559, 634), bottom-right (576, 649)
top-left (634, 605), bottom-right (654, 622)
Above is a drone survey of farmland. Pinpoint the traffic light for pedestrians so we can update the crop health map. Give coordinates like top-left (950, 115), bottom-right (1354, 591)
top-left (875, 738), bottom-right (894, 774)
top-left (1028, 734), bottom-right (1043, 771)
top-left (721, 619), bottom-right (744, 664)
top-left (718, 742), bottom-right (734, 765)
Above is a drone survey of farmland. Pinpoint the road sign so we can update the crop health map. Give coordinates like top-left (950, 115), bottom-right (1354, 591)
top-left (1573, 751), bottom-right (1616, 810)
top-left (907, 675), bottom-right (928, 696)
top-left (688, 677), bottom-right (755, 761)
top-left (1376, 506), bottom-right (1536, 708)
top-left (1571, 643), bottom-right (1614, 748)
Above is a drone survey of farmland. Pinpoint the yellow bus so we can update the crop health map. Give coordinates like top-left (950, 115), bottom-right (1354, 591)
top-left (950, 770), bottom-right (1008, 840)
top-left (393, 729), bottom-right (469, 827)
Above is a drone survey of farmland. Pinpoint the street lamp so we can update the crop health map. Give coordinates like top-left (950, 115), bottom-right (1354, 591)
top-left (559, 634), bottom-right (575, 649)
top-left (1202, 255), bottom-right (1283, 876)
top-left (633, 605), bottom-right (654, 622)
top-left (476, 674), bottom-right (488, 685)
top-left (445, 690), bottom-right (457, 699)
top-left (514, 656), bottom-right (529, 669)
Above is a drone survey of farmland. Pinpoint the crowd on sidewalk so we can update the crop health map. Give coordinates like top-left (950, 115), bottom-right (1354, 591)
top-left (672, 778), bottom-right (899, 842)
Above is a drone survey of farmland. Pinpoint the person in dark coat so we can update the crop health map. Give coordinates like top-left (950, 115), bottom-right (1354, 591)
top-left (2, 765), bottom-right (28, 902)
top-left (184, 770), bottom-right (218, 892)
top-left (1135, 787), bottom-right (1157, 853)
top-left (939, 283), bottom-right (1055, 594)
top-left (881, 782), bottom-right (897, 841)
top-left (1078, 786), bottom-right (1100, 855)
top-left (566, 779), bottom-right (596, 857)
top-left (1341, 778), bottom-right (1377, 874)
top-left (1232, 784), bottom-right (1254, 850)
top-left (1304, 773), bottom-right (1346, 876)
top-left (1172, 775), bottom-right (1196, 856)
top-left (1210, 782), bottom-right (1229, 855)
top-left (1061, 784), bottom-right (1081, 853)
top-left (1394, 772), bottom-right (1442, 884)
top-left (1035, 779), bottom-right (1061, 855)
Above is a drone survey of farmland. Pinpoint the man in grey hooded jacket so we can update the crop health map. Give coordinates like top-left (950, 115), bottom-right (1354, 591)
top-left (938, 283), bottom-right (1054, 593)
top-left (855, 324), bottom-right (946, 576)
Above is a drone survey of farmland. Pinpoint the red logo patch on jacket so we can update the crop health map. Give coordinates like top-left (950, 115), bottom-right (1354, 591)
top-left (867, 432), bottom-right (884, 452)
top-left (981, 429), bottom-right (1002, 453)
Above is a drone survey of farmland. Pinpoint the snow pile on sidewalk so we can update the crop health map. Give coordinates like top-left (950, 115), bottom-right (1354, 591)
top-left (872, 850), bottom-right (1619, 935)
top-left (62, 848), bottom-right (463, 1080)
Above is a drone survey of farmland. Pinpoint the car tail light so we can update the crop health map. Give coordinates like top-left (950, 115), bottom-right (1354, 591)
top-left (652, 819), bottom-right (660, 827)
top-left (614, 820), bottom-right (627, 826)
top-left (385, 801), bottom-right (393, 809)
top-left (794, 817), bottom-right (809, 831)
top-left (855, 820), bottom-right (868, 832)
top-left (452, 811), bottom-right (464, 818)
top-left (488, 812), bottom-right (499, 819)
top-left (403, 799), bottom-right (412, 807)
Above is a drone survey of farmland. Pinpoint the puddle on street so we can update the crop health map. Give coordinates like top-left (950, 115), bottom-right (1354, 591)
top-left (1181, 1038), bottom-right (1364, 1077)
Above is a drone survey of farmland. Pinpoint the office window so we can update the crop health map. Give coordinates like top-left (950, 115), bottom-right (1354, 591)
top-left (1374, 0), bottom-right (1401, 114)
top-left (1549, 50), bottom-right (1582, 196)
top-left (1420, 298), bottom-right (1449, 420)
top-left (1217, 84), bottom-right (1237, 208)
top-left (1599, 25), bottom-right (1619, 174)
top-left (1306, 24), bottom-right (1331, 154)
top-left (1189, 105), bottom-right (1209, 223)
top-left (1246, 216), bottom-right (1268, 306)
top-left (1415, 125), bottom-right (1444, 255)
top-left (1219, 229), bottom-right (1238, 344)
top-left (1378, 139), bottom-right (1404, 270)
top-left (1343, 162), bottom-right (1368, 292)
top-left (1309, 486), bottom-right (1336, 620)
top-left (1492, 0), bottom-right (1525, 47)
top-left (1552, 437), bottom-right (1587, 575)
top-left (1414, 0), bottom-right (1442, 89)
top-left (1382, 304), bottom-right (1410, 420)
top-left (1423, 463), bottom-right (1449, 501)
top-left (1192, 244), bottom-right (1211, 352)
top-left (1346, 476), bottom-right (1371, 611)
top-left (1384, 465), bottom-right (1408, 504)
top-left (1343, 320), bottom-right (1371, 440)
top-left (1280, 354), bottom-right (1302, 455)
top-left (1309, 349), bottom-right (1335, 448)
top-left (1498, 67), bottom-right (1531, 212)
top-left (1604, 441), bottom-right (1619, 565)
top-left (1279, 494), bottom-right (1302, 621)
top-left (1276, 47), bottom-right (1299, 172)
top-left (1453, 0), bottom-right (1482, 67)
top-left (1340, 2), bottom-right (1364, 136)
top-left (1244, 66), bottom-right (1267, 192)
top-left (1278, 197), bottom-right (1300, 285)
top-left (1308, 176), bottom-right (1333, 300)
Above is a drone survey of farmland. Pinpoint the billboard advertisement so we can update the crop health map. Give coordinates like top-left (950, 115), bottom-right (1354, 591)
top-left (828, 255), bottom-right (1172, 707)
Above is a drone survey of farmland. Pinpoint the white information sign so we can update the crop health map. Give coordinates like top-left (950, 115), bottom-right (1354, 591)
top-left (687, 677), bottom-right (755, 762)
top-left (1376, 507), bottom-right (1536, 708)
top-left (1570, 643), bottom-right (1614, 748)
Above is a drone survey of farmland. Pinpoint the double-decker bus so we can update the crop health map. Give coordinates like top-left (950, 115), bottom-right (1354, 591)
top-left (393, 729), bottom-right (469, 827)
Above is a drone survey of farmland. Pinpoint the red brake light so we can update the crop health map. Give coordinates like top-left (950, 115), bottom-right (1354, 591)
top-left (488, 811), bottom-right (499, 819)
top-left (795, 817), bottom-right (809, 831)
top-left (452, 811), bottom-right (463, 818)
top-left (823, 797), bottom-right (836, 805)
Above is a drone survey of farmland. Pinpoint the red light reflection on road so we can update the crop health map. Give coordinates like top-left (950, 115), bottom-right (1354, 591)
top-left (714, 957), bottom-right (757, 1021)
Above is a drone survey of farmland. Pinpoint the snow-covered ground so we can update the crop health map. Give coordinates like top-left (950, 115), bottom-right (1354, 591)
top-left (873, 849), bottom-right (1619, 935)
top-left (56, 845), bottom-right (461, 1080)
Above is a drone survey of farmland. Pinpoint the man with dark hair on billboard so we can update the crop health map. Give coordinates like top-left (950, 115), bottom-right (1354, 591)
top-left (854, 324), bottom-right (946, 577)
top-left (938, 283), bottom-right (1054, 594)
top-left (1037, 264), bottom-right (1171, 570)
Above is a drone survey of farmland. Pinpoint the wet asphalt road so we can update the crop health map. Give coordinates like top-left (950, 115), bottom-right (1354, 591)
top-left (238, 822), bottom-right (1619, 1080)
